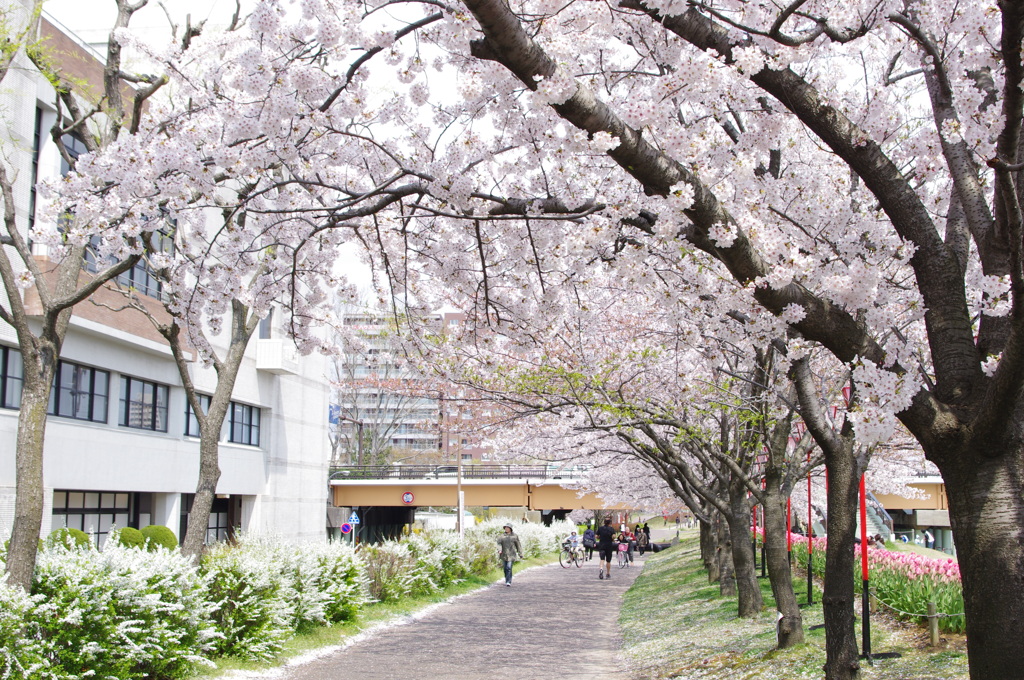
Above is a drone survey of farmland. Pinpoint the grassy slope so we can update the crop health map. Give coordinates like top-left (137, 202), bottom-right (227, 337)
top-left (620, 536), bottom-right (969, 680)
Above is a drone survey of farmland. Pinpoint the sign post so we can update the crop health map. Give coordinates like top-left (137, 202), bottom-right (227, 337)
top-left (348, 510), bottom-right (360, 546)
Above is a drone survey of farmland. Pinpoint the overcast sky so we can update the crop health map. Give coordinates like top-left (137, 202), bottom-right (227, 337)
top-left (43, 0), bottom-right (249, 50)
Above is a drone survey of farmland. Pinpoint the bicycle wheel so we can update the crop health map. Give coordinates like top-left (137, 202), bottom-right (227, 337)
top-left (574, 550), bottom-right (585, 568)
top-left (559, 548), bottom-right (572, 568)
top-left (617, 549), bottom-right (627, 568)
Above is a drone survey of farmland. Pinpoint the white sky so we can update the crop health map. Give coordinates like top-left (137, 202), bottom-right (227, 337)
top-left (43, 0), bottom-right (248, 49)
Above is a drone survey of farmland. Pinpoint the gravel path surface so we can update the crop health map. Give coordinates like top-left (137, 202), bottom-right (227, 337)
top-left (262, 553), bottom-right (646, 680)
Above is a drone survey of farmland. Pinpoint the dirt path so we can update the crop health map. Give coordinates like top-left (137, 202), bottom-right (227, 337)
top-left (247, 553), bottom-right (646, 680)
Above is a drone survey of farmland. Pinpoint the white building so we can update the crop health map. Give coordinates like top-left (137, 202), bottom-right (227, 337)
top-left (331, 309), bottom-right (486, 467)
top-left (0, 7), bottom-right (330, 547)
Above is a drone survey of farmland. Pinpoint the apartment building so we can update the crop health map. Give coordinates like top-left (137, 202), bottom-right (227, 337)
top-left (0, 8), bottom-right (330, 547)
top-left (330, 309), bottom-right (486, 468)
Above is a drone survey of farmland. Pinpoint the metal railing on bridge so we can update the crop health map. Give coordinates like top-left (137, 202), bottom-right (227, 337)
top-left (328, 464), bottom-right (590, 482)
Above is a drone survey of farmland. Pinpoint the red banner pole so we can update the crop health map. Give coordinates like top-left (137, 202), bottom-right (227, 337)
top-left (860, 473), bottom-right (872, 661)
top-left (807, 448), bottom-right (813, 605)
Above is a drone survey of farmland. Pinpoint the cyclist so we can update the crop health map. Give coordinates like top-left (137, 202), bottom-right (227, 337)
top-left (596, 517), bottom-right (617, 580)
top-left (617, 528), bottom-right (635, 564)
top-left (563, 531), bottom-right (584, 561)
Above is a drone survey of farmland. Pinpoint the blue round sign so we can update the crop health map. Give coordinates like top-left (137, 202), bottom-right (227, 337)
top-left (340, 523), bottom-right (353, 534)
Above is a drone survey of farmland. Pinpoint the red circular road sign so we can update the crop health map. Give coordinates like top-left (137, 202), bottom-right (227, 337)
top-left (340, 523), bottom-right (353, 534)
top-left (402, 491), bottom-right (415, 504)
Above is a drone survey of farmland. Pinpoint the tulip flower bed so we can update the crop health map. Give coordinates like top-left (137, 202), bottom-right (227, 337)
top-left (788, 535), bottom-right (965, 634)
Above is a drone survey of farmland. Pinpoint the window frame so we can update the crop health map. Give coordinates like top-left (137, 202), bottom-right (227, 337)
top-left (0, 345), bottom-right (24, 410)
top-left (52, 489), bottom-right (131, 548)
top-left (228, 401), bottom-right (261, 447)
top-left (119, 375), bottom-right (170, 432)
top-left (184, 394), bottom-right (212, 437)
top-left (49, 359), bottom-right (109, 423)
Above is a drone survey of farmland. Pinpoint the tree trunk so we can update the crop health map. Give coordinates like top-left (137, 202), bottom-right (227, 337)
top-left (180, 428), bottom-right (223, 558)
top-left (716, 512), bottom-right (735, 596)
top-left (700, 517), bottom-right (719, 580)
top-left (5, 352), bottom-right (58, 590)
top-left (763, 472), bottom-right (804, 648)
top-left (822, 440), bottom-right (862, 680)
top-left (728, 476), bottom-right (763, 617)
top-left (938, 447), bottom-right (1024, 680)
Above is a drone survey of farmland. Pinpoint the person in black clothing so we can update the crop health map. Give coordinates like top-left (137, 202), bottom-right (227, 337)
top-left (596, 517), bottom-right (617, 580)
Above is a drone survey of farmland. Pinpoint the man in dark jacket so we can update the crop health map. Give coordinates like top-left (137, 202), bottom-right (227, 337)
top-left (596, 517), bottom-right (617, 580)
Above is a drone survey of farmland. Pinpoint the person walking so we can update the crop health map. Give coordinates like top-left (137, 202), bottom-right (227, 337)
top-left (497, 523), bottom-right (524, 586)
top-left (637, 527), bottom-right (650, 556)
top-left (582, 526), bottom-right (597, 561)
top-left (596, 517), bottom-right (617, 580)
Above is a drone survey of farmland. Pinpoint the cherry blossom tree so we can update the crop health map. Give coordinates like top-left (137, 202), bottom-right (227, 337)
top-left (0, 0), bottom-right (164, 589)
top-left (350, 0), bottom-right (1022, 676)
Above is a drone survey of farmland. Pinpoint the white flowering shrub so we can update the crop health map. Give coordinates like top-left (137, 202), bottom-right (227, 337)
top-left (313, 542), bottom-right (367, 624)
top-left (201, 535), bottom-right (367, 656)
top-left (32, 543), bottom-right (216, 679)
top-left (0, 577), bottom-right (54, 680)
top-left (407, 532), bottom-right (467, 589)
top-left (201, 541), bottom-right (293, 661)
top-left (360, 540), bottom-right (422, 601)
top-left (277, 540), bottom-right (366, 632)
top-left (461, 528), bottom-right (499, 573)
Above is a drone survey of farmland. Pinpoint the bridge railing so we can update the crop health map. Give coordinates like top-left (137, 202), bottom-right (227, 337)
top-left (328, 464), bottom-right (590, 481)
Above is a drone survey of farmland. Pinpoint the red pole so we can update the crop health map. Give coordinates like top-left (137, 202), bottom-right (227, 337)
top-left (860, 475), bottom-right (869, 580)
top-left (860, 473), bottom-right (872, 661)
top-left (786, 497), bottom-right (792, 552)
top-left (807, 448), bottom-right (813, 605)
top-left (752, 497), bottom-right (758, 567)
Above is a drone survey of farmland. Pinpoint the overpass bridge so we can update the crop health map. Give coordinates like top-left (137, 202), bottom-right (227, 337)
top-left (329, 464), bottom-right (625, 511)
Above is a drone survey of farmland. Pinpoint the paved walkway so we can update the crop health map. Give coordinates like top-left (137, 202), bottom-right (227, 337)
top-left (260, 553), bottom-right (646, 680)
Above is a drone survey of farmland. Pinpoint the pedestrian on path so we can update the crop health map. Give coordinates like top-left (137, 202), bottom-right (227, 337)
top-left (583, 526), bottom-right (597, 561)
top-left (596, 517), bottom-right (617, 580)
top-left (498, 523), bottom-right (524, 586)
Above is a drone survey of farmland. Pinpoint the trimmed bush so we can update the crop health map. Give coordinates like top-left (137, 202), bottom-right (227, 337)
top-left (141, 525), bottom-right (178, 551)
top-left (112, 526), bottom-right (145, 549)
top-left (45, 527), bottom-right (91, 550)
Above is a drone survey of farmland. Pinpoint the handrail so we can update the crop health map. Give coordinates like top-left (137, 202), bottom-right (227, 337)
top-left (328, 464), bottom-right (591, 481)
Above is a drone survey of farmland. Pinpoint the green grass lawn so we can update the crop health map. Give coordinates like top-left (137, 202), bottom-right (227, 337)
top-left (620, 536), bottom-right (969, 680)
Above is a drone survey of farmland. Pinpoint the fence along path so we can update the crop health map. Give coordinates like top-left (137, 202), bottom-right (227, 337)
top-left (246, 553), bottom-right (645, 680)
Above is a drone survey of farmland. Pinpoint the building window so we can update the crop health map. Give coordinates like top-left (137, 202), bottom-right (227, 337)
top-left (0, 346), bottom-right (23, 410)
top-left (115, 227), bottom-right (173, 300)
top-left (229, 402), bottom-right (260, 446)
top-left (184, 394), bottom-right (211, 437)
top-left (52, 490), bottom-right (130, 548)
top-left (49, 360), bottom-right (109, 422)
top-left (258, 308), bottom-right (273, 339)
top-left (119, 376), bottom-right (169, 432)
top-left (180, 494), bottom-right (232, 545)
top-left (29, 107), bottom-right (43, 233)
